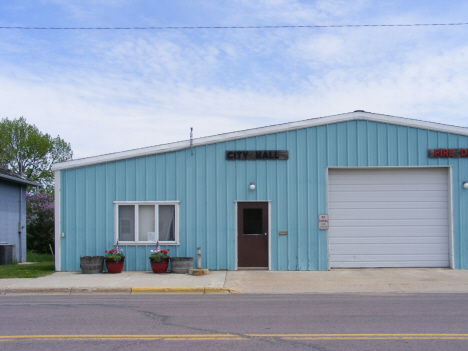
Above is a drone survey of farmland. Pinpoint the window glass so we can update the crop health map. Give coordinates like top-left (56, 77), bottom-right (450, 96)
top-left (139, 205), bottom-right (155, 241)
top-left (116, 202), bottom-right (177, 243)
top-left (243, 208), bottom-right (262, 234)
top-left (119, 205), bottom-right (135, 241)
top-left (159, 205), bottom-right (175, 241)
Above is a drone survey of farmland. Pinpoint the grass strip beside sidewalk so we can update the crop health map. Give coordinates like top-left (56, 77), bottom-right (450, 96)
top-left (0, 252), bottom-right (55, 279)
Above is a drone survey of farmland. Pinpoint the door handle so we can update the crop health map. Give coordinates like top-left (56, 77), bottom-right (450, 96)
top-left (264, 233), bottom-right (268, 235)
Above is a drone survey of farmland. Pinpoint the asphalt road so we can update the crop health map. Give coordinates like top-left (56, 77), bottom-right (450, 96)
top-left (0, 293), bottom-right (468, 350)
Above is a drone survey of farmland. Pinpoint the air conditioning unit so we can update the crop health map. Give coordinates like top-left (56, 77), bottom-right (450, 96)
top-left (0, 245), bottom-right (16, 265)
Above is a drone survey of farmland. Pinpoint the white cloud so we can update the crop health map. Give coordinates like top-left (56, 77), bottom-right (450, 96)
top-left (1, 1), bottom-right (468, 159)
top-left (226, 0), bottom-right (370, 24)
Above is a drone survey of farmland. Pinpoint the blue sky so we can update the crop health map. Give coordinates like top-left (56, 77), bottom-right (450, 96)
top-left (1, 1), bottom-right (468, 159)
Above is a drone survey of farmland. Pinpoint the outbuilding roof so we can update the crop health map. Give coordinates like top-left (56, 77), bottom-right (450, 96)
top-left (0, 167), bottom-right (40, 187)
top-left (52, 110), bottom-right (468, 171)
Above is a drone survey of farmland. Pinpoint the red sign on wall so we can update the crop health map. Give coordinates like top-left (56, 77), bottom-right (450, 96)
top-left (428, 149), bottom-right (468, 158)
top-left (318, 214), bottom-right (329, 230)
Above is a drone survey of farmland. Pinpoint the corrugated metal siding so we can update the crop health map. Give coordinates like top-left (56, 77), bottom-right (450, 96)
top-left (60, 120), bottom-right (468, 271)
top-left (0, 180), bottom-right (27, 262)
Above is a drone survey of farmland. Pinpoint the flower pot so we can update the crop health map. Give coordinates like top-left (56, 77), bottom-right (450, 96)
top-left (105, 258), bottom-right (124, 273)
top-left (80, 256), bottom-right (104, 274)
top-left (170, 257), bottom-right (194, 273)
top-left (150, 258), bottom-right (169, 273)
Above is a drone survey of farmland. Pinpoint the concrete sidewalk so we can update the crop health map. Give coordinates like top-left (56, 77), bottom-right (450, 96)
top-left (0, 268), bottom-right (468, 295)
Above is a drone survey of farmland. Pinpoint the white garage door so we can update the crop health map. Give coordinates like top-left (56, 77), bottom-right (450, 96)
top-left (328, 168), bottom-right (450, 268)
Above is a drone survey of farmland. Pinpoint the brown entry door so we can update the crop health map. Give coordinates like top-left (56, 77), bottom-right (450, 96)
top-left (237, 202), bottom-right (269, 268)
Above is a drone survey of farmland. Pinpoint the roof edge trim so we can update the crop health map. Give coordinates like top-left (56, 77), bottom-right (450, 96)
top-left (0, 173), bottom-right (41, 186)
top-left (52, 111), bottom-right (468, 171)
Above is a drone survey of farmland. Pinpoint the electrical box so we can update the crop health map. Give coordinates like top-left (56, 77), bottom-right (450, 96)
top-left (0, 245), bottom-right (15, 265)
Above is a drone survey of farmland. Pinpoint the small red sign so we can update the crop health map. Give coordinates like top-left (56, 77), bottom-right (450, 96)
top-left (428, 149), bottom-right (468, 158)
top-left (318, 214), bottom-right (329, 230)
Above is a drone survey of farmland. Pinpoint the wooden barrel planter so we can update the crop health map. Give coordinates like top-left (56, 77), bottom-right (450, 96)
top-left (80, 256), bottom-right (104, 274)
top-left (170, 257), bottom-right (194, 273)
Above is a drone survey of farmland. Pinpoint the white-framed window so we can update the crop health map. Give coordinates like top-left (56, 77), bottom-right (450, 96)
top-left (114, 201), bottom-right (179, 245)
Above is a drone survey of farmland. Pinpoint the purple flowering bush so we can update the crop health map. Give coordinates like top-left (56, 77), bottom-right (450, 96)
top-left (26, 193), bottom-right (54, 254)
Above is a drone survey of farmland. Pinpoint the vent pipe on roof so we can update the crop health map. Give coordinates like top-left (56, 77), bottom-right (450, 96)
top-left (190, 127), bottom-right (193, 156)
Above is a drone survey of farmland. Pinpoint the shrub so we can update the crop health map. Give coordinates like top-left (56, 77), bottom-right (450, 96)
top-left (26, 192), bottom-right (54, 254)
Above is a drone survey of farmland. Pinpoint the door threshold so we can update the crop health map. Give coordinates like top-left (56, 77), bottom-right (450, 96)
top-left (237, 267), bottom-right (269, 270)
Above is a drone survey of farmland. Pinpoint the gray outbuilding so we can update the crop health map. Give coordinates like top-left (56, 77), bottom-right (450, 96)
top-left (0, 167), bottom-right (39, 263)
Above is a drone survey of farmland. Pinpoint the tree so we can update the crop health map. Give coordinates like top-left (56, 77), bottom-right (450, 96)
top-left (26, 192), bottom-right (54, 254)
top-left (0, 116), bottom-right (73, 191)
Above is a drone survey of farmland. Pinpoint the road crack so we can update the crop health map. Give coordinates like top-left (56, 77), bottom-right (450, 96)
top-left (136, 308), bottom-right (328, 350)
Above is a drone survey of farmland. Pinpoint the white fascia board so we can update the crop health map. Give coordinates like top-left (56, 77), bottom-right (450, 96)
top-left (51, 111), bottom-right (468, 171)
top-left (0, 173), bottom-right (40, 187)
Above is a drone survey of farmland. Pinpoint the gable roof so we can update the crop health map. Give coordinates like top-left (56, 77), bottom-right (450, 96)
top-left (52, 111), bottom-right (468, 171)
top-left (0, 167), bottom-right (40, 187)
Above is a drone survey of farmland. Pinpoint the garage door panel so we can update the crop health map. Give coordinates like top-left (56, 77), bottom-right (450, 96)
top-left (330, 236), bottom-right (449, 245)
top-left (329, 190), bottom-right (448, 203)
top-left (329, 226), bottom-right (448, 237)
top-left (329, 208), bottom-right (447, 220)
top-left (328, 169), bottom-right (447, 185)
top-left (330, 183), bottom-right (448, 192)
top-left (328, 168), bottom-right (450, 268)
top-left (329, 201), bottom-right (448, 210)
top-left (331, 243), bottom-right (448, 255)
top-left (332, 256), bottom-right (449, 268)
top-left (332, 254), bottom-right (448, 262)
top-left (330, 219), bottom-right (448, 227)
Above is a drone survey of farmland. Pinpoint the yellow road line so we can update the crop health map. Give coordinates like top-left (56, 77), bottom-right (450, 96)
top-left (0, 334), bottom-right (238, 339)
top-left (1, 334), bottom-right (468, 342)
top-left (247, 333), bottom-right (468, 337)
top-left (132, 287), bottom-right (205, 293)
top-left (248, 334), bottom-right (468, 340)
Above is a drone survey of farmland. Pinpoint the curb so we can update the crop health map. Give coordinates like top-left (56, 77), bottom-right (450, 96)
top-left (0, 287), bottom-right (241, 295)
top-left (4, 287), bottom-right (72, 295)
top-left (71, 287), bottom-right (131, 294)
top-left (131, 287), bottom-right (241, 294)
top-left (3, 287), bottom-right (132, 295)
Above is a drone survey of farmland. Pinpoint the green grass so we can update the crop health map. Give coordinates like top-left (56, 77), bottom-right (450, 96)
top-left (0, 252), bottom-right (55, 279)
top-left (26, 251), bottom-right (54, 263)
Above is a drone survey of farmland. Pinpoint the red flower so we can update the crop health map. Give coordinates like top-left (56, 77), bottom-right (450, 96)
top-left (110, 249), bottom-right (114, 253)
top-left (167, 249), bottom-right (170, 252)
top-left (105, 250), bottom-right (108, 253)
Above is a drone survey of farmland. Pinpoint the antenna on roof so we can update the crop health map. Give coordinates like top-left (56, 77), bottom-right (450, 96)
top-left (190, 127), bottom-right (193, 156)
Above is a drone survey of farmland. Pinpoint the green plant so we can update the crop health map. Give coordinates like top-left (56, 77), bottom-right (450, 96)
top-left (104, 248), bottom-right (124, 262)
top-left (27, 251), bottom-right (54, 262)
top-left (149, 249), bottom-right (170, 262)
top-left (26, 193), bottom-right (54, 254)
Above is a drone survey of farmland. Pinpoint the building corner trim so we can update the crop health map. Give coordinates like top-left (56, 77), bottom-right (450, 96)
top-left (54, 170), bottom-right (61, 271)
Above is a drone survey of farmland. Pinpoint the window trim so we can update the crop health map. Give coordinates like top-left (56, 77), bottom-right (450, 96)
top-left (114, 201), bottom-right (180, 245)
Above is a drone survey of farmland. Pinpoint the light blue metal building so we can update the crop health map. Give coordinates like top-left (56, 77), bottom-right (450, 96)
top-left (53, 111), bottom-right (468, 271)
